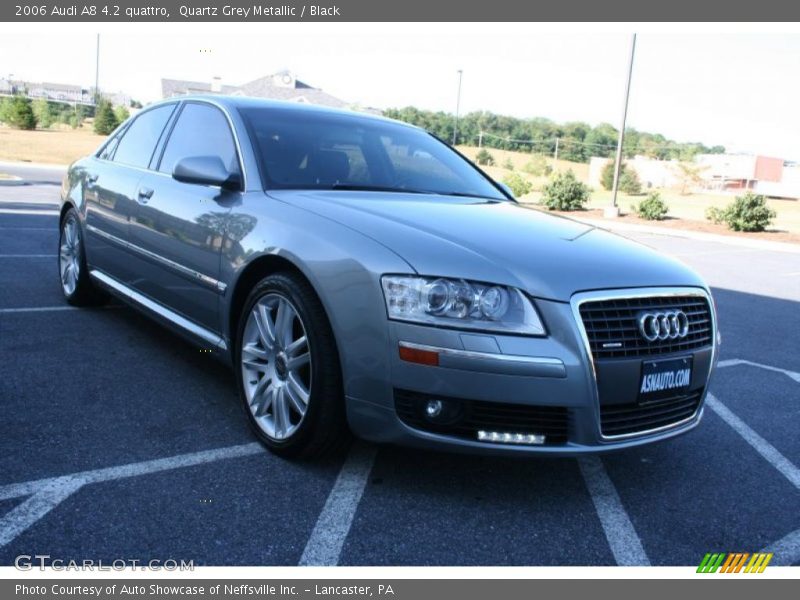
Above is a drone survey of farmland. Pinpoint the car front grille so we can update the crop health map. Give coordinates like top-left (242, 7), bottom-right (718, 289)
top-left (579, 294), bottom-right (713, 359)
top-left (600, 390), bottom-right (703, 437)
top-left (394, 389), bottom-right (569, 445)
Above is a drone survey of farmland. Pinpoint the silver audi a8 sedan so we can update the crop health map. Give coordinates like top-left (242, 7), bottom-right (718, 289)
top-left (59, 96), bottom-right (718, 458)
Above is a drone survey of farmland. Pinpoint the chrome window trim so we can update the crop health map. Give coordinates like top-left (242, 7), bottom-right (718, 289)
top-left (85, 224), bottom-right (227, 294)
top-left (570, 286), bottom-right (717, 442)
top-left (89, 269), bottom-right (227, 351)
top-left (92, 98), bottom-right (248, 190)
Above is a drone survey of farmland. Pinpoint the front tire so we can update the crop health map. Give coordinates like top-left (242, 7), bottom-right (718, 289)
top-left (59, 208), bottom-right (106, 306)
top-left (236, 272), bottom-right (349, 458)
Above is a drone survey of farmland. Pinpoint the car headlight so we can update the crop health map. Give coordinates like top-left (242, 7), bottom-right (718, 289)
top-left (381, 275), bottom-right (546, 336)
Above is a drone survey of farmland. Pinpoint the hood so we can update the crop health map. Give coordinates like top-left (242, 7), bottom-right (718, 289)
top-left (268, 190), bottom-right (706, 302)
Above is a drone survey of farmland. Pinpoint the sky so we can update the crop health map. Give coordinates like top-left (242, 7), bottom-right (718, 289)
top-left (1, 27), bottom-right (799, 160)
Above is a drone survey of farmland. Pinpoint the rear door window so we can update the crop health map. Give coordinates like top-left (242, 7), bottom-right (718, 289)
top-left (111, 104), bottom-right (175, 169)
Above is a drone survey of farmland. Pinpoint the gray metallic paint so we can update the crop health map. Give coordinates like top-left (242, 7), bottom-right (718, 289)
top-left (61, 95), bottom-right (717, 456)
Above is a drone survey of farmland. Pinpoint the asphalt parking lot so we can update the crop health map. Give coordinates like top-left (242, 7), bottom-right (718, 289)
top-left (0, 176), bottom-right (798, 567)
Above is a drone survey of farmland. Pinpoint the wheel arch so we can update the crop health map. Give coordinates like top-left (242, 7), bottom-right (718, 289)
top-left (225, 253), bottom-right (340, 364)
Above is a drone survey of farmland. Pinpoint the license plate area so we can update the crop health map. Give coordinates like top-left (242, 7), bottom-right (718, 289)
top-left (638, 356), bottom-right (693, 403)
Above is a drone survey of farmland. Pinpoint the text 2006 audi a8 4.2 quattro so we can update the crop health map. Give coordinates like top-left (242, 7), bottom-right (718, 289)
top-left (58, 96), bottom-right (719, 458)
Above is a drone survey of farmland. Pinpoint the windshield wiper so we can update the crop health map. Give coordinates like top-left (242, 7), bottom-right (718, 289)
top-left (435, 191), bottom-right (508, 202)
top-left (330, 184), bottom-right (426, 194)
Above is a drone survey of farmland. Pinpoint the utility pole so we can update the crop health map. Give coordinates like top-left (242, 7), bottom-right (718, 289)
top-left (478, 130), bottom-right (483, 148)
top-left (553, 137), bottom-right (560, 168)
top-left (94, 33), bottom-right (100, 105)
top-left (452, 69), bottom-right (463, 146)
top-left (608, 33), bottom-right (637, 218)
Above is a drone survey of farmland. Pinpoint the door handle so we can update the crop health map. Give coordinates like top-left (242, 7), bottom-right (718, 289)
top-left (137, 187), bottom-right (154, 204)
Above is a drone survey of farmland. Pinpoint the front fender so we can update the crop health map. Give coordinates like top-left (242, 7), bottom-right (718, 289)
top-left (220, 193), bottom-right (415, 402)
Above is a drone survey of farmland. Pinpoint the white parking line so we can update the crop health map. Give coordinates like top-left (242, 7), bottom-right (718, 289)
top-left (0, 479), bottom-right (84, 547)
top-left (577, 456), bottom-right (650, 566)
top-left (299, 441), bottom-right (377, 566)
top-left (0, 227), bottom-right (55, 231)
top-left (717, 358), bottom-right (800, 384)
top-left (763, 528), bottom-right (800, 566)
top-left (706, 393), bottom-right (800, 490)
top-left (0, 254), bottom-right (53, 258)
top-left (0, 443), bottom-right (264, 547)
top-left (0, 306), bottom-right (79, 314)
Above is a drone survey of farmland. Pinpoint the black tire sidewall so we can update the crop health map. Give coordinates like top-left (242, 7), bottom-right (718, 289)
top-left (59, 208), bottom-right (91, 304)
top-left (235, 273), bottom-right (343, 456)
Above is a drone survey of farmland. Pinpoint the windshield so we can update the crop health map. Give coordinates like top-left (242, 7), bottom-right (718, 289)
top-left (240, 107), bottom-right (507, 200)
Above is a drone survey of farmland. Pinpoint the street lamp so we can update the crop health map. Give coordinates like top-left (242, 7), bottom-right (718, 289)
top-left (607, 33), bottom-right (637, 218)
top-left (452, 69), bottom-right (463, 146)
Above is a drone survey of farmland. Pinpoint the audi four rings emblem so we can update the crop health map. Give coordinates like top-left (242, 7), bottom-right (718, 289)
top-left (638, 310), bottom-right (690, 341)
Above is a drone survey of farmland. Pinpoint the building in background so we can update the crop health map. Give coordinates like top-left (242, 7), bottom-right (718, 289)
top-left (589, 153), bottom-right (800, 199)
top-left (163, 70), bottom-right (349, 107)
top-left (0, 78), bottom-right (131, 107)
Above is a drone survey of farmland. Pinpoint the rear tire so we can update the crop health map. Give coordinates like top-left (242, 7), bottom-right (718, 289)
top-left (58, 208), bottom-right (107, 306)
top-left (235, 272), bottom-right (350, 459)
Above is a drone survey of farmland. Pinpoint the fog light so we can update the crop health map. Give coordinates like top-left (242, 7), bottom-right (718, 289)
top-left (477, 430), bottom-right (546, 445)
top-left (425, 399), bottom-right (443, 419)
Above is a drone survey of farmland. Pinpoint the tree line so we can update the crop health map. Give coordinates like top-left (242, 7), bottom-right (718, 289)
top-left (0, 95), bottom-right (133, 134)
top-left (383, 107), bottom-right (726, 162)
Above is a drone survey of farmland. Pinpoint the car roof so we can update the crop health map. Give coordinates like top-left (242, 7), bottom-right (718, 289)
top-left (149, 94), bottom-right (418, 129)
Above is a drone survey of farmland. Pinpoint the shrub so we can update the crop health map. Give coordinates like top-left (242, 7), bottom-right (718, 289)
top-left (32, 98), bottom-right (53, 128)
top-left (619, 169), bottom-right (642, 194)
top-left (522, 155), bottom-right (552, 177)
top-left (475, 148), bottom-right (495, 166)
top-left (633, 192), bottom-right (669, 220)
top-left (502, 157), bottom-right (514, 171)
top-left (705, 192), bottom-right (776, 232)
top-left (93, 99), bottom-right (119, 135)
top-left (541, 170), bottom-right (590, 211)
top-left (4, 97), bottom-right (37, 130)
top-left (600, 160), bottom-right (642, 193)
top-left (600, 160), bottom-right (616, 190)
top-left (502, 172), bottom-right (532, 198)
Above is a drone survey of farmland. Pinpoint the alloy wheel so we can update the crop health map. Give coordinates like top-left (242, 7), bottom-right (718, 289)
top-left (59, 216), bottom-right (81, 296)
top-left (241, 293), bottom-right (313, 441)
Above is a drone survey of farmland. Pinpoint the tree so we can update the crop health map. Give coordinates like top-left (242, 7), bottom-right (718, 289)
top-left (5, 96), bottom-right (37, 130)
top-left (70, 104), bottom-right (87, 129)
top-left (114, 105), bottom-right (130, 124)
top-left (0, 97), bottom-right (12, 123)
top-left (475, 148), bottom-right (495, 166)
top-left (600, 160), bottom-right (641, 194)
top-left (93, 99), bottom-right (119, 135)
top-left (672, 162), bottom-right (707, 195)
top-left (32, 98), bottom-right (53, 128)
top-left (619, 168), bottom-right (642, 195)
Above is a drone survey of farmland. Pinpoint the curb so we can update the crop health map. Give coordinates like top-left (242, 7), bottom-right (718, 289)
top-left (0, 160), bottom-right (69, 170)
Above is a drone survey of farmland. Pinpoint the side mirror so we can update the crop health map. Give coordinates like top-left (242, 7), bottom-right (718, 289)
top-left (173, 156), bottom-right (241, 190)
top-left (498, 182), bottom-right (515, 199)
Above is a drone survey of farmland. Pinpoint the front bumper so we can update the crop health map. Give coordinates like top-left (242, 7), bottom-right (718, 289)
top-left (344, 287), bottom-right (716, 456)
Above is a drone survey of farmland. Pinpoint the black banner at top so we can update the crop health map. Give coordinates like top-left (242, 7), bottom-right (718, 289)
top-left (3, 0), bottom-right (800, 22)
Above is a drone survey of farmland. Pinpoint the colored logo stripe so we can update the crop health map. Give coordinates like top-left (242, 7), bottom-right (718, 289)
top-left (697, 552), bottom-right (773, 573)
